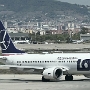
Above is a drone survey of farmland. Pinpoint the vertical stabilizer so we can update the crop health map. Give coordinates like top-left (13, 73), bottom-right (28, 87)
top-left (0, 21), bottom-right (25, 55)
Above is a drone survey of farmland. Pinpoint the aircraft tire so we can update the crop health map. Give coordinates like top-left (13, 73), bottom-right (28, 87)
top-left (65, 75), bottom-right (73, 81)
top-left (42, 76), bottom-right (50, 82)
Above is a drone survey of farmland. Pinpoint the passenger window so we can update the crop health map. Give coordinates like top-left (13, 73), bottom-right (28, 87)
top-left (34, 61), bottom-right (36, 63)
top-left (25, 61), bottom-right (27, 63)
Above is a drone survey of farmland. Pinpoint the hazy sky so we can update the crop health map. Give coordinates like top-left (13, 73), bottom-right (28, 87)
top-left (57, 0), bottom-right (90, 5)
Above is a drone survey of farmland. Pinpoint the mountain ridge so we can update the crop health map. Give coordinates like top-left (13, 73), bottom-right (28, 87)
top-left (0, 0), bottom-right (89, 21)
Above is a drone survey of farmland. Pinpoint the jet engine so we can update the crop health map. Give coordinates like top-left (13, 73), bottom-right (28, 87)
top-left (43, 67), bottom-right (63, 80)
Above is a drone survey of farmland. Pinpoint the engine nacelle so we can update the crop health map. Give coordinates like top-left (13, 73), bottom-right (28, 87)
top-left (43, 67), bottom-right (63, 80)
top-left (84, 74), bottom-right (90, 78)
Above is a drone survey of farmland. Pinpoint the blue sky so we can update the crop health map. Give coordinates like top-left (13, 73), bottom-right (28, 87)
top-left (57, 0), bottom-right (90, 6)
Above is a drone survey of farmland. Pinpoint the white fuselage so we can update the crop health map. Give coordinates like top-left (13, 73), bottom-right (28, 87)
top-left (3, 53), bottom-right (90, 75)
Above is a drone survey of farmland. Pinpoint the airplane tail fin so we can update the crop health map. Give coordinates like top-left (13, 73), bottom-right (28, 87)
top-left (0, 21), bottom-right (25, 55)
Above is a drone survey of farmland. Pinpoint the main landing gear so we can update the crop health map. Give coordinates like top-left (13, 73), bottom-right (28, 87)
top-left (42, 75), bottom-right (73, 82)
top-left (42, 76), bottom-right (50, 82)
top-left (65, 75), bottom-right (73, 81)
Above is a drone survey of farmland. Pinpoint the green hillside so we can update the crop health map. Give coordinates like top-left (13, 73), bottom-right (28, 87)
top-left (0, 0), bottom-right (88, 14)
top-left (0, 0), bottom-right (89, 21)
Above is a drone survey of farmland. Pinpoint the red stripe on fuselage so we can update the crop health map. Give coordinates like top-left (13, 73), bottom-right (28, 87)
top-left (2, 53), bottom-right (25, 56)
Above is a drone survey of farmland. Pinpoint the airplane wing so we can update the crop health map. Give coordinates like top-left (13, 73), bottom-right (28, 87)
top-left (0, 65), bottom-right (69, 74)
top-left (0, 65), bottom-right (43, 70)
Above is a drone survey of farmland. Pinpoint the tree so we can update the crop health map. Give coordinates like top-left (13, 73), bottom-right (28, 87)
top-left (36, 31), bottom-right (40, 35)
top-left (72, 33), bottom-right (80, 40)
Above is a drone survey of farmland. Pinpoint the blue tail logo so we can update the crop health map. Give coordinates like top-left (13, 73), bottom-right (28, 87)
top-left (0, 21), bottom-right (25, 55)
top-left (1, 30), bottom-right (10, 50)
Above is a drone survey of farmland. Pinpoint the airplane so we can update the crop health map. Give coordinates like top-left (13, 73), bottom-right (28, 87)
top-left (13, 40), bottom-right (30, 44)
top-left (72, 39), bottom-right (84, 44)
top-left (0, 21), bottom-right (90, 82)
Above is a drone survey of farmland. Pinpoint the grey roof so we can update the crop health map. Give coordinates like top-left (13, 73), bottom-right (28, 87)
top-left (9, 33), bottom-right (29, 37)
top-left (80, 34), bottom-right (90, 36)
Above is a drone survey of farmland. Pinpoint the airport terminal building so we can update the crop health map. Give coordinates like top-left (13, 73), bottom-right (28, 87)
top-left (80, 34), bottom-right (90, 41)
top-left (9, 33), bottom-right (29, 41)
